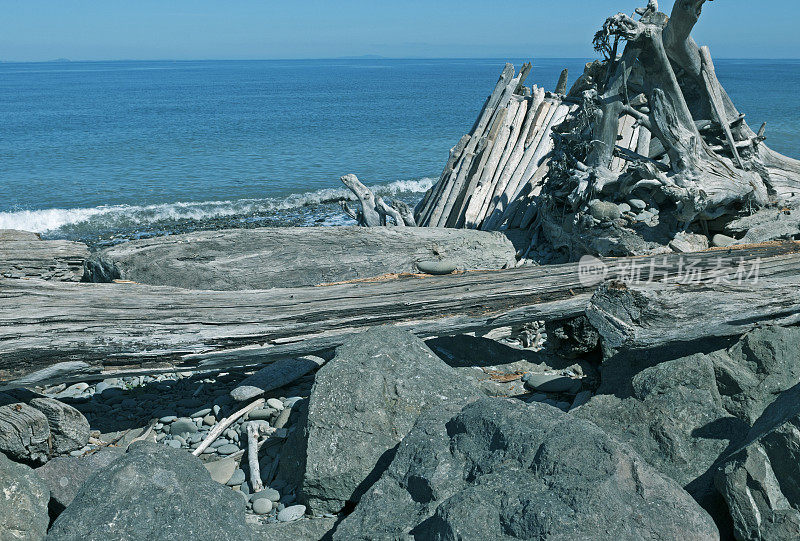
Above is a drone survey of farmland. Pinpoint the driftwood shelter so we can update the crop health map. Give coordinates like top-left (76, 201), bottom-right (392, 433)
top-left (343, 0), bottom-right (800, 261)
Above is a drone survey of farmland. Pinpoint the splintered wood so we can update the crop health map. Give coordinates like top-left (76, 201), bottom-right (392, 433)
top-left (414, 64), bottom-right (577, 230)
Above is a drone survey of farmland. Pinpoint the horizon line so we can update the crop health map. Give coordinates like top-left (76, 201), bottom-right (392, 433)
top-left (2, 56), bottom-right (800, 64)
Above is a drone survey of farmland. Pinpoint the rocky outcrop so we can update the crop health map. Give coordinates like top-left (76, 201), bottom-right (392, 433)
top-left (335, 398), bottom-right (719, 540)
top-left (29, 398), bottom-right (89, 455)
top-left (48, 441), bottom-right (251, 541)
top-left (91, 226), bottom-right (519, 289)
top-left (278, 327), bottom-right (483, 514)
top-left (0, 451), bottom-right (50, 541)
top-left (715, 383), bottom-right (800, 541)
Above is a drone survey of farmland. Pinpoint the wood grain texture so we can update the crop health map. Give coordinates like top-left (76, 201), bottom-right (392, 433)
top-left (2, 242), bottom-right (798, 389)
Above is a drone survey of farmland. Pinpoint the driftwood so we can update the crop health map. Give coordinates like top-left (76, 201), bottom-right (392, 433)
top-left (414, 1), bottom-right (800, 262)
top-left (90, 226), bottom-right (517, 290)
top-left (0, 229), bottom-right (89, 282)
top-left (192, 398), bottom-right (264, 456)
top-left (340, 174), bottom-right (416, 227)
top-left (2, 242), bottom-right (799, 389)
top-left (229, 355), bottom-right (326, 402)
top-left (587, 274), bottom-right (800, 350)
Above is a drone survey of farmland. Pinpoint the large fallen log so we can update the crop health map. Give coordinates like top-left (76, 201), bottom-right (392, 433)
top-left (2, 242), bottom-right (799, 389)
top-left (587, 273), bottom-right (800, 350)
top-left (0, 229), bottom-right (89, 282)
top-left (90, 226), bottom-right (518, 290)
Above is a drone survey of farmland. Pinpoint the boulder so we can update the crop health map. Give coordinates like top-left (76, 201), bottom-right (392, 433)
top-left (574, 353), bottom-right (741, 525)
top-left (47, 441), bottom-right (251, 541)
top-left (0, 451), bottom-right (50, 541)
top-left (91, 226), bottom-right (518, 290)
top-left (278, 326), bottom-right (482, 514)
top-left (335, 398), bottom-right (719, 540)
top-left (0, 394), bottom-right (51, 464)
top-left (29, 397), bottom-right (90, 455)
top-left (713, 326), bottom-right (800, 424)
top-left (575, 326), bottom-right (800, 532)
top-left (715, 383), bottom-right (800, 541)
top-left (34, 447), bottom-right (125, 513)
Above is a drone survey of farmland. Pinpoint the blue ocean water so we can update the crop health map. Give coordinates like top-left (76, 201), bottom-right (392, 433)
top-left (0, 58), bottom-right (797, 245)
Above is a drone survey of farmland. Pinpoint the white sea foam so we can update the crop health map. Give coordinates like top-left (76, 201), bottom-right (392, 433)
top-left (0, 177), bottom-right (435, 233)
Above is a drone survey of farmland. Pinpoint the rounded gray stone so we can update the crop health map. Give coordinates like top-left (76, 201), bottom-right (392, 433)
top-left (252, 498), bottom-right (273, 515)
top-left (217, 443), bottom-right (240, 455)
top-left (277, 504), bottom-right (306, 522)
top-left (628, 198), bottom-right (647, 210)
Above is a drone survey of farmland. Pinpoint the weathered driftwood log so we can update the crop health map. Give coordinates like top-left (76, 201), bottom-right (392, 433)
top-left (90, 226), bottom-right (517, 290)
top-left (587, 273), bottom-right (800, 350)
top-left (2, 241), bottom-right (798, 389)
top-left (0, 229), bottom-right (89, 282)
top-left (340, 174), bottom-right (382, 226)
top-left (340, 174), bottom-right (419, 227)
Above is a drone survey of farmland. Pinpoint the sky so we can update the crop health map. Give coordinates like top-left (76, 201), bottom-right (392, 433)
top-left (1, 0), bottom-right (798, 62)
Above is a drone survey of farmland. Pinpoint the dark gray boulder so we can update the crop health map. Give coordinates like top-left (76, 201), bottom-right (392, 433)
top-left (713, 326), bottom-right (800, 424)
top-left (34, 447), bottom-right (125, 513)
top-left (0, 451), bottom-right (50, 541)
top-left (715, 383), bottom-right (800, 541)
top-left (278, 326), bottom-right (483, 514)
top-left (334, 398), bottom-right (719, 540)
top-left (29, 398), bottom-right (89, 455)
top-left (47, 442), bottom-right (251, 541)
top-left (574, 353), bottom-right (741, 525)
top-left (0, 394), bottom-right (51, 464)
top-left (576, 326), bottom-right (800, 530)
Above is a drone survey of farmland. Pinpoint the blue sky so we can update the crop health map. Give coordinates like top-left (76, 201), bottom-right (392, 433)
top-left (2, 0), bottom-right (798, 61)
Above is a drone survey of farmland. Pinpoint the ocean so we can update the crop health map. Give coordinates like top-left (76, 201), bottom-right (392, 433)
top-left (1, 58), bottom-right (798, 247)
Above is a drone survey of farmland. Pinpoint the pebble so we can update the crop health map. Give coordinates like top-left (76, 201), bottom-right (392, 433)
top-left (628, 198), bottom-right (647, 210)
top-left (569, 390), bottom-right (593, 412)
top-left (253, 487), bottom-right (281, 502)
top-left (170, 418), bottom-right (198, 435)
top-left (249, 408), bottom-right (276, 421)
top-left (283, 397), bottom-right (303, 408)
top-left (166, 439), bottom-right (182, 449)
top-left (217, 443), bottom-right (240, 455)
top-left (266, 398), bottom-right (285, 411)
top-left (712, 234), bottom-right (737, 247)
top-left (273, 408), bottom-right (292, 429)
top-left (588, 200), bottom-right (621, 222)
top-left (213, 405), bottom-right (221, 416)
top-left (191, 408), bottom-right (211, 418)
top-left (523, 373), bottom-right (581, 394)
top-left (202, 414), bottom-right (216, 426)
top-left (159, 415), bottom-right (178, 424)
top-left (617, 202), bottom-right (631, 213)
top-left (277, 505), bottom-right (306, 522)
top-left (253, 498), bottom-right (273, 515)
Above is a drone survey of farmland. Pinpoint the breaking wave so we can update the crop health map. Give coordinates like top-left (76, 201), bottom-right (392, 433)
top-left (0, 177), bottom-right (434, 234)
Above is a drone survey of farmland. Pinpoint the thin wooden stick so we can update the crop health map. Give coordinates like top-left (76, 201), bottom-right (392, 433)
top-left (192, 398), bottom-right (265, 456)
top-left (247, 422), bottom-right (263, 492)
